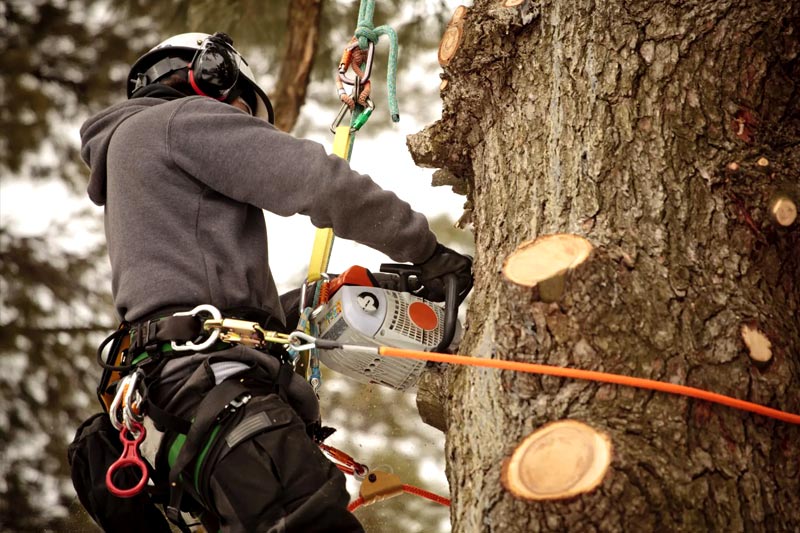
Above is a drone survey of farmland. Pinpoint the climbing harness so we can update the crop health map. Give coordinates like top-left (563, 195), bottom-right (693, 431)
top-left (96, 303), bottom-right (293, 504)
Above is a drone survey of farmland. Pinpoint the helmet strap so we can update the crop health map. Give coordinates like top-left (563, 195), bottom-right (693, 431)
top-left (132, 57), bottom-right (190, 93)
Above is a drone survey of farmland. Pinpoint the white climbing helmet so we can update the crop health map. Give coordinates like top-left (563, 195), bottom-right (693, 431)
top-left (127, 32), bottom-right (274, 123)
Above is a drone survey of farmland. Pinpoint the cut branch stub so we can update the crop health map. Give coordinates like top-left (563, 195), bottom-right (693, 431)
top-left (438, 6), bottom-right (467, 67)
top-left (502, 420), bottom-right (612, 501)
top-left (502, 234), bottom-right (593, 300)
top-left (741, 323), bottom-right (773, 366)
top-left (769, 195), bottom-right (797, 227)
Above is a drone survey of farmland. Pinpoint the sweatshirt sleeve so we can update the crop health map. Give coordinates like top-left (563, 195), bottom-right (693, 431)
top-left (167, 97), bottom-right (437, 264)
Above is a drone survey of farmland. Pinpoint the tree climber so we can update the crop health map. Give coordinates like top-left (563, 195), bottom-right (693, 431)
top-left (69, 32), bottom-right (472, 533)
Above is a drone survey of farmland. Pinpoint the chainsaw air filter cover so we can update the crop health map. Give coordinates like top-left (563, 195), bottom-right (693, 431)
top-left (313, 286), bottom-right (456, 391)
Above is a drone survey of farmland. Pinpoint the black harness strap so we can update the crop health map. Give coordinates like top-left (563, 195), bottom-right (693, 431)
top-left (164, 364), bottom-right (280, 527)
top-left (129, 315), bottom-right (202, 355)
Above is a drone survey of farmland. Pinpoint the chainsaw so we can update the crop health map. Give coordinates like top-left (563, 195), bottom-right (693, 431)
top-left (307, 264), bottom-right (461, 391)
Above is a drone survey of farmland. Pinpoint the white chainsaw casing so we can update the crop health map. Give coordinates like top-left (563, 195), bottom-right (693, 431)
top-left (313, 286), bottom-right (454, 391)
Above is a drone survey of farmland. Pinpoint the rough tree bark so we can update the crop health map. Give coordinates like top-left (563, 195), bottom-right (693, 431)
top-left (270, 0), bottom-right (323, 132)
top-left (409, 1), bottom-right (800, 531)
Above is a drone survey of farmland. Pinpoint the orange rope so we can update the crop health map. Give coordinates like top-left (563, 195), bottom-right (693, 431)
top-left (378, 347), bottom-right (800, 425)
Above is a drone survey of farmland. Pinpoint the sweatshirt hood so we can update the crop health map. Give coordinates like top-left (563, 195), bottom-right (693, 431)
top-left (81, 86), bottom-right (187, 206)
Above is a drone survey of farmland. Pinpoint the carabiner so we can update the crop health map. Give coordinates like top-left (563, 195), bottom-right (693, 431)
top-left (171, 304), bottom-right (222, 352)
top-left (122, 370), bottom-right (145, 425)
top-left (331, 102), bottom-right (351, 133)
top-left (109, 371), bottom-right (143, 431)
top-left (106, 421), bottom-right (148, 498)
top-left (288, 331), bottom-right (317, 352)
top-left (338, 41), bottom-right (375, 86)
top-left (351, 98), bottom-right (375, 132)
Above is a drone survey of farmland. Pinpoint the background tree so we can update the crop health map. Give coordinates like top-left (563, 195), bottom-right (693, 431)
top-left (410, 0), bottom-right (800, 531)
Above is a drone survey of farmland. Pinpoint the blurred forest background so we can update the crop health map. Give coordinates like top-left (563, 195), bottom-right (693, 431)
top-left (0, 0), bottom-right (473, 531)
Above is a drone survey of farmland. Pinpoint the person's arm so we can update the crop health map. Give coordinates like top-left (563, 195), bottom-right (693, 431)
top-left (167, 97), bottom-right (436, 263)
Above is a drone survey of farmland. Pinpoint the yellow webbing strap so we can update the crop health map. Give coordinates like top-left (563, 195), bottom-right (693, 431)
top-left (306, 125), bottom-right (352, 282)
top-left (297, 125), bottom-right (353, 379)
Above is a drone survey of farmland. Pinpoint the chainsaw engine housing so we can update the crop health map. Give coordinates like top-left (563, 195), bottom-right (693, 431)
top-left (313, 286), bottom-right (456, 391)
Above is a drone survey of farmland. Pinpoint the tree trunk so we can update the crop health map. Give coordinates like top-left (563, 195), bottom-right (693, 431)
top-left (409, 1), bottom-right (800, 531)
top-left (271, 0), bottom-right (323, 132)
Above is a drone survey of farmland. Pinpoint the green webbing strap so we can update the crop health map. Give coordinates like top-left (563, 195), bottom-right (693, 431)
top-left (353, 0), bottom-right (400, 122)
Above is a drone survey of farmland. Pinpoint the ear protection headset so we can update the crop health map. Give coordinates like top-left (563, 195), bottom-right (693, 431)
top-left (129, 32), bottom-right (275, 122)
top-left (186, 32), bottom-right (240, 101)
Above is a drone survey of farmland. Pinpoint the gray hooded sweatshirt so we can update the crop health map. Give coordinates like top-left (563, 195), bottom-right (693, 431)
top-left (81, 95), bottom-right (437, 324)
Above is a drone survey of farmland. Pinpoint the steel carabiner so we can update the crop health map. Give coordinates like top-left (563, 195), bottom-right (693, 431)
top-left (338, 41), bottom-right (375, 86)
top-left (331, 102), bottom-right (351, 133)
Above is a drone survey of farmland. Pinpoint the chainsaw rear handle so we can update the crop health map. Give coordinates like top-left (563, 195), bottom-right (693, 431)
top-left (379, 264), bottom-right (458, 352)
top-left (435, 273), bottom-right (459, 353)
top-left (377, 263), bottom-right (422, 292)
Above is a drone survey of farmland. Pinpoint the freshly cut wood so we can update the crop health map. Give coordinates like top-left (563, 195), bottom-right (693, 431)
top-left (502, 234), bottom-right (594, 288)
top-left (741, 323), bottom-right (773, 364)
top-left (502, 420), bottom-right (612, 501)
top-left (438, 6), bottom-right (468, 67)
top-left (769, 196), bottom-right (797, 227)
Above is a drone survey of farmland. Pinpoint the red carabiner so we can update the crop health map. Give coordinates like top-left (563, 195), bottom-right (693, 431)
top-left (106, 421), bottom-right (148, 498)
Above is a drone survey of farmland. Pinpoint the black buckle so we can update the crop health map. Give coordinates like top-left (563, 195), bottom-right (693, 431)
top-left (130, 319), bottom-right (160, 355)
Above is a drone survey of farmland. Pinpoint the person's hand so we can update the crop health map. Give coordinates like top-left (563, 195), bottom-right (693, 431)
top-left (415, 243), bottom-right (473, 303)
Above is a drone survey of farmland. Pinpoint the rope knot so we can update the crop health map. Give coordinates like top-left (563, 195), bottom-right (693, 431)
top-left (355, 24), bottom-right (377, 48)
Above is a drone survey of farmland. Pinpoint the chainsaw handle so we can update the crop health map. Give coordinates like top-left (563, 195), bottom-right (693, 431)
top-left (435, 273), bottom-right (458, 353)
top-left (378, 263), bottom-right (422, 292)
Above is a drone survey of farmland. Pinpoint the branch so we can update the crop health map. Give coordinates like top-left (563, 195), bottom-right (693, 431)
top-left (502, 420), bottom-right (612, 501)
top-left (502, 234), bottom-right (593, 301)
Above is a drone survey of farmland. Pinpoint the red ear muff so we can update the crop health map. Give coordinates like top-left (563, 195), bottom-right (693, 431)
top-left (188, 69), bottom-right (222, 100)
top-left (187, 36), bottom-right (239, 100)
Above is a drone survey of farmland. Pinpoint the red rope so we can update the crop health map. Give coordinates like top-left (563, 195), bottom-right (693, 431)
top-left (402, 484), bottom-right (451, 506)
top-left (347, 485), bottom-right (450, 512)
top-left (348, 496), bottom-right (365, 512)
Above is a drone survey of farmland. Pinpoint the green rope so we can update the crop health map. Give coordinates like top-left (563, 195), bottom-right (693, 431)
top-left (353, 0), bottom-right (400, 122)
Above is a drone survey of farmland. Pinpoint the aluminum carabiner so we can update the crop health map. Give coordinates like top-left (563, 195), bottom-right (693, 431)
top-left (122, 370), bottom-right (145, 426)
top-left (109, 371), bottom-right (144, 431)
top-left (170, 304), bottom-right (222, 352)
top-left (331, 102), bottom-right (351, 134)
top-left (351, 98), bottom-right (376, 131)
top-left (338, 41), bottom-right (375, 86)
